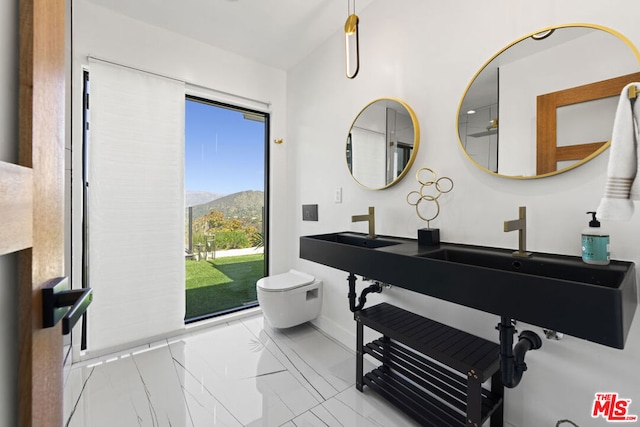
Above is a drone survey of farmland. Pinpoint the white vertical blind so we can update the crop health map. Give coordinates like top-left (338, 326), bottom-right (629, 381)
top-left (87, 59), bottom-right (185, 353)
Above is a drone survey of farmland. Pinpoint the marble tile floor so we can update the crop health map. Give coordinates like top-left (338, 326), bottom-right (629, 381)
top-left (63, 313), bottom-right (421, 426)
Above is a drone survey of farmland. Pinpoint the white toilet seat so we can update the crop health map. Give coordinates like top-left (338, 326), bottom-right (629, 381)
top-left (257, 269), bottom-right (315, 292)
top-left (257, 269), bottom-right (322, 328)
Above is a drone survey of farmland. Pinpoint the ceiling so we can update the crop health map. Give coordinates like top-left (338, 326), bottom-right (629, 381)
top-left (84, 0), bottom-right (377, 70)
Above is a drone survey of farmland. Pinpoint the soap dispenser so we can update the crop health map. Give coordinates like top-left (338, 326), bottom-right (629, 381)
top-left (581, 211), bottom-right (610, 265)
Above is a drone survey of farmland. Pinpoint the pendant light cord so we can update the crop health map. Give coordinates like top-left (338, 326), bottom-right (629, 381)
top-left (348, 0), bottom-right (356, 16)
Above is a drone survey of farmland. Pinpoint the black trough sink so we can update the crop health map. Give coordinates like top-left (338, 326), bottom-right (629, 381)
top-left (299, 232), bottom-right (637, 349)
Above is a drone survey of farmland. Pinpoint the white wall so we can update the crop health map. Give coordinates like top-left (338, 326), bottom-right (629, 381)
top-left (288, 1), bottom-right (640, 426)
top-left (0, 0), bottom-right (18, 425)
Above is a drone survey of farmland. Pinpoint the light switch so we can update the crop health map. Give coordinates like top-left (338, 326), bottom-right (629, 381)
top-left (334, 187), bottom-right (342, 203)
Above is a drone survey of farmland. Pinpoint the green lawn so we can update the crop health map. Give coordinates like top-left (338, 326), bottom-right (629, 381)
top-left (185, 253), bottom-right (265, 320)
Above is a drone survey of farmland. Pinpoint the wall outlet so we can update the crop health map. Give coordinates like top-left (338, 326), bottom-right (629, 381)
top-left (334, 187), bottom-right (342, 203)
top-left (302, 204), bottom-right (318, 221)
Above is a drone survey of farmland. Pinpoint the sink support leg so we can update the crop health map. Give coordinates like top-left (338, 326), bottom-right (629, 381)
top-left (497, 316), bottom-right (542, 388)
top-left (347, 273), bottom-right (382, 313)
top-left (355, 315), bottom-right (363, 391)
top-left (490, 370), bottom-right (504, 427)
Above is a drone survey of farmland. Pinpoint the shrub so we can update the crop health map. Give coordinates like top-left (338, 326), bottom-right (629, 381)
top-left (215, 231), bottom-right (249, 249)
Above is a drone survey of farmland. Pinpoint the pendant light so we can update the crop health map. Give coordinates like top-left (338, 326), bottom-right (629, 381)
top-left (344, 0), bottom-right (359, 79)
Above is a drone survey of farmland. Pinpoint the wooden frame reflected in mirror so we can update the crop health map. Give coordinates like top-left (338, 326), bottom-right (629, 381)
top-left (536, 71), bottom-right (640, 175)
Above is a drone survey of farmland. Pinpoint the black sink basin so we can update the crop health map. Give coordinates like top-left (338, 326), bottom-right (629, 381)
top-left (422, 246), bottom-right (626, 288)
top-left (311, 232), bottom-right (403, 249)
top-left (300, 232), bottom-right (637, 349)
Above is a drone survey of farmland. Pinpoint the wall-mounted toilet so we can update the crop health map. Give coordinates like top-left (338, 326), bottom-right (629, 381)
top-left (256, 269), bottom-right (323, 328)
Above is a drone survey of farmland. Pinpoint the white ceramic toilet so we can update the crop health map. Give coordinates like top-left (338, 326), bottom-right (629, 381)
top-left (256, 269), bottom-right (323, 328)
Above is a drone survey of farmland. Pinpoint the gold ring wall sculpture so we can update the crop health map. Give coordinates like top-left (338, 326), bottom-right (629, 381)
top-left (407, 168), bottom-right (454, 228)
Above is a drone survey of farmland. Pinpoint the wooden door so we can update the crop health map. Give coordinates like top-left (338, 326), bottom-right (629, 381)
top-left (0, 0), bottom-right (66, 425)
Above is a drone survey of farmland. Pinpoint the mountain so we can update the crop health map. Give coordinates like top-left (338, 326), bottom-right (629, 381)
top-left (185, 190), bottom-right (225, 207)
top-left (189, 190), bottom-right (264, 221)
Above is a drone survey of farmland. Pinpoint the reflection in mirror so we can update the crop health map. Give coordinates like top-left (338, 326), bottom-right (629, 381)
top-left (458, 24), bottom-right (640, 178)
top-left (347, 99), bottom-right (419, 189)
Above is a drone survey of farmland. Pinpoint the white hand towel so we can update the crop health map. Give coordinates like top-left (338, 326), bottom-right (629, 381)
top-left (596, 82), bottom-right (639, 221)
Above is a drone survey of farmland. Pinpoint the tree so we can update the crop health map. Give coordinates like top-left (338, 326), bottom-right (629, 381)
top-left (190, 209), bottom-right (261, 250)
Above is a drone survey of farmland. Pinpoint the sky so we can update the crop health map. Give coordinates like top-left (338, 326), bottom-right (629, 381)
top-left (185, 99), bottom-right (266, 195)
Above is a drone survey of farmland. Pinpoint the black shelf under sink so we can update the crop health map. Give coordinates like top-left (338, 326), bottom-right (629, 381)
top-left (356, 303), bottom-right (504, 426)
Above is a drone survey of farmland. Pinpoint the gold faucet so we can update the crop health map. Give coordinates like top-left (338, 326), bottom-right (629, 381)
top-left (504, 206), bottom-right (532, 258)
top-left (352, 206), bottom-right (376, 238)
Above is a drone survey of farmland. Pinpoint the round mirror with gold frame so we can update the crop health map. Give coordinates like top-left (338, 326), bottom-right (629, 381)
top-left (457, 24), bottom-right (640, 179)
top-left (347, 98), bottom-right (420, 189)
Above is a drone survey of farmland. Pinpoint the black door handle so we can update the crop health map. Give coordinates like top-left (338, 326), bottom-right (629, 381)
top-left (42, 277), bottom-right (93, 335)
